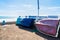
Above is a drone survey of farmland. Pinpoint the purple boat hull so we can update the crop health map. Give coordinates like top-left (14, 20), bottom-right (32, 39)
top-left (35, 19), bottom-right (59, 37)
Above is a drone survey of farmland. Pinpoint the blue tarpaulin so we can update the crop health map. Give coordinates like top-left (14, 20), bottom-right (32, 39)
top-left (20, 18), bottom-right (35, 28)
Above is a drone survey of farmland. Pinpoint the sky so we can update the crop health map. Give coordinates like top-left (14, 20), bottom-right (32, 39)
top-left (0, 0), bottom-right (60, 16)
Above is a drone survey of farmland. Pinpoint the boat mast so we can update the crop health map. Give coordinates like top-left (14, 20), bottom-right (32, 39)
top-left (37, 0), bottom-right (39, 20)
top-left (37, 0), bottom-right (39, 17)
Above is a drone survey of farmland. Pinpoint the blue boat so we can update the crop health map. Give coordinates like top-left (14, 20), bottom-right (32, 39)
top-left (16, 16), bottom-right (22, 26)
top-left (20, 18), bottom-right (35, 29)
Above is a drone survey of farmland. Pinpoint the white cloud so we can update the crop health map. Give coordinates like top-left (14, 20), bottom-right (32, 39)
top-left (0, 4), bottom-right (37, 16)
top-left (40, 0), bottom-right (52, 2)
top-left (40, 6), bottom-right (60, 16)
top-left (23, 4), bottom-right (32, 8)
top-left (48, 7), bottom-right (60, 9)
top-left (1, 0), bottom-right (60, 17)
top-left (8, 5), bottom-right (16, 8)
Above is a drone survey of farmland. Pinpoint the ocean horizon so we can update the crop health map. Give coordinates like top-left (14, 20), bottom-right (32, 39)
top-left (0, 15), bottom-right (59, 23)
top-left (0, 16), bottom-right (59, 19)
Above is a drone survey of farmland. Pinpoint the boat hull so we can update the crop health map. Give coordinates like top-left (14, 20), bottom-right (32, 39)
top-left (35, 19), bottom-right (59, 37)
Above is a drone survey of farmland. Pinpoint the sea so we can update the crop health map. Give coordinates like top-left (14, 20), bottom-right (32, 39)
top-left (0, 16), bottom-right (17, 22)
top-left (0, 16), bottom-right (59, 19)
top-left (0, 16), bottom-right (59, 22)
top-left (0, 16), bottom-right (16, 19)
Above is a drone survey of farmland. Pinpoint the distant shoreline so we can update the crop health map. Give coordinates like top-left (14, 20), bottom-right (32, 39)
top-left (0, 21), bottom-right (16, 25)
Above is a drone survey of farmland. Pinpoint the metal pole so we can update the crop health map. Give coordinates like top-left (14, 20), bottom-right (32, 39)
top-left (37, 0), bottom-right (39, 16)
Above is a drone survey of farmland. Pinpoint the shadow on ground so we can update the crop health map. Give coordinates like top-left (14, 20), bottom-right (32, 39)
top-left (35, 32), bottom-right (60, 40)
top-left (17, 25), bottom-right (60, 40)
top-left (17, 25), bottom-right (37, 32)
